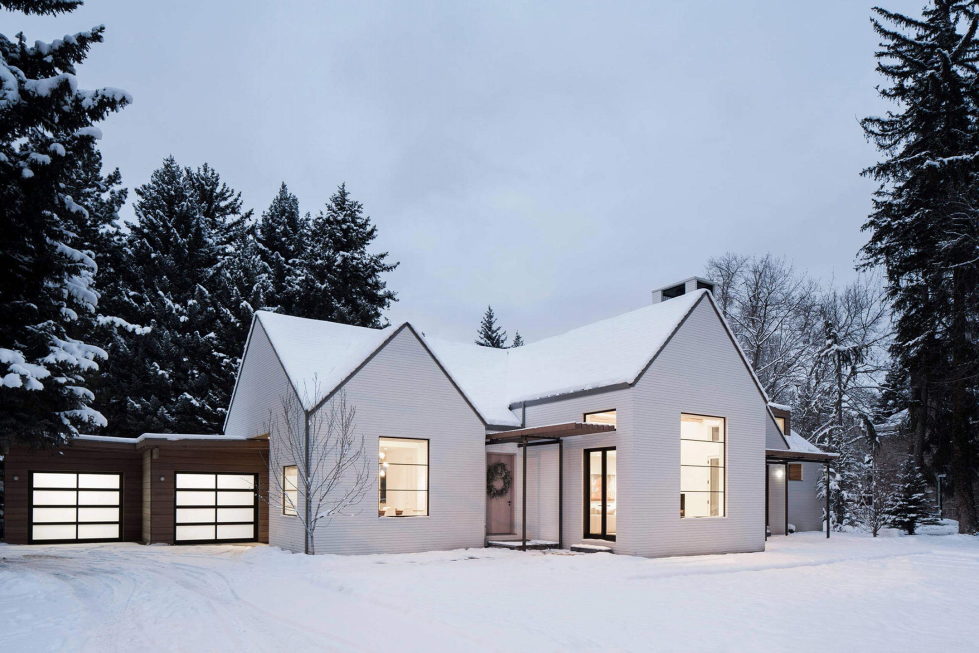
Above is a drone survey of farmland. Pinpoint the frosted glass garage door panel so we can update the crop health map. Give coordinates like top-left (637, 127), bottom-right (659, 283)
top-left (217, 475), bottom-right (254, 490)
top-left (32, 507), bottom-right (77, 523)
top-left (78, 507), bottom-right (119, 522)
top-left (216, 524), bottom-right (253, 540)
top-left (176, 474), bottom-right (216, 489)
top-left (176, 491), bottom-right (216, 506)
top-left (32, 524), bottom-right (77, 540)
top-left (78, 490), bottom-right (120, 506)
top-left (217, 507), bottom-right (253, 522)
top-left (33, 473), bottom-right (77, 488)
top-left (217, 491), bottom-right (254, 506)
top-left (176, 508), bottom-right (216, 523)
top-left (79, 474), bottom-right (120, 489)
top-left (78, 524), bottom-right (119, 539)
top-left (33, 490), bottom-right (77, 505)
top-left (176, 525), bottom-right (215, 541)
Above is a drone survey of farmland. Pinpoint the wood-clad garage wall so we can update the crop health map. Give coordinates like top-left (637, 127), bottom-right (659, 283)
top-left (143, 441), bottom-right (269, 544)
top-left (2, 441), bottom-right (142, 544)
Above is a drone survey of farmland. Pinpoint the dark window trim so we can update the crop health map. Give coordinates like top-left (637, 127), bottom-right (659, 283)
top-left (378, 436), bottom-right (430, 518)
top-left (282, 465), bottom-right (298, 516)
top-left (173, 472), bottom-right (258, 544)
top-left (680, 413), bottom-right (727, 518)
top-left (28, 471), bottom-right (123, 544)
top-left (583, 446), bottom-right (617, 541)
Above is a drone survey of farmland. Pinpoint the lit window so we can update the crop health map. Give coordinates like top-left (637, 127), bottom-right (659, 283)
top-left (379, 437), bottom-right (428, 517)
top-left (680, 414), bottom-right (725, 518)
top-left (283, 466), bottom-right (298, 516)
top-left (774, 416), bottom-right (786, 435)
top-left (788, 463), bottom-right (803, 482)
top-left (584, 410), bottom-right (617, 427)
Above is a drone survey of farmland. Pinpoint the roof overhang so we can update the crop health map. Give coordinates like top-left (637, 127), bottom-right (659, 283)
top-left (486, 422), bottom-right (615, 445)
top-left (765, 448), bottom-right (838, 463)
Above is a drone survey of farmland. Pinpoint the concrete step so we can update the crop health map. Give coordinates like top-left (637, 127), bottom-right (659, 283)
top-left (487, 539), bottom-right (559, 551)
top-left (570, 543), bottom-right (613, 553)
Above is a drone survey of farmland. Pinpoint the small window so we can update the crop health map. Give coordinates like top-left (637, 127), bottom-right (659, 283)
top-left (584, 410), bottom-right (617, 428)
top-left (379, 437), bottom-right (428, 517)
top-left (680, 414), bottom-right (726, 518)
top-left (774, 416), bottom-right (786, 435)
top-left (662, 283), bottom-right (686, 299)
top-left (788, 463), bottom-right (803, 482)
top-left (282, 466), bottom-right (298, 516)
top-left (696, 280), bottom-right (715, 292)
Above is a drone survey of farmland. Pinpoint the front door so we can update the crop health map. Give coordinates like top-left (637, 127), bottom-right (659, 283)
top-left (486, 453), bottom-right (514, 535)
top-left (584, 447), bottom-right (616, 540)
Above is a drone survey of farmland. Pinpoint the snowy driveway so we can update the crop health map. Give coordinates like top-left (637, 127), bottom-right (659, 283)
top-left (1, 533), bottom-right (977, 652)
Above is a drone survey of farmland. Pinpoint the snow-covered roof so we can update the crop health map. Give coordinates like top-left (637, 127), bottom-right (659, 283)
top-left (255, 311), bottom-right (395, 411)
top-left (76, 433), bottom-right (252, 444)
top-left (783, 430), bottom-right (827, 455)
top-left (250, 291), bottom-right (713, 427)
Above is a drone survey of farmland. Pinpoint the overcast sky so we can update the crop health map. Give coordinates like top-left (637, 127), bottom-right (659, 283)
top-left (6, 0), bottom-right (923, 342)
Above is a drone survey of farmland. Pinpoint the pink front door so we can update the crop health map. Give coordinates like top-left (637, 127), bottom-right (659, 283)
top-left (486, 453), bottom-right (514, 535)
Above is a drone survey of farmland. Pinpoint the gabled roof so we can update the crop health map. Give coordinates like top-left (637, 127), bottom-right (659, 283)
top-left (235, 289), bottom-right (768, 429)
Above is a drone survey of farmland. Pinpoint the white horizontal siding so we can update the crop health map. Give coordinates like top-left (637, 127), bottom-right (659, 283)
top-left (788, 462), bottom-right (824, 532)
top-left (768, 465), bottom-right (787, 535)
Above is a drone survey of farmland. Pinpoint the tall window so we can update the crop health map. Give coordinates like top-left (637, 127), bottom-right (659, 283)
top-left (283, 465), bottom-right (298, 516)
top-left (584, 409), bottom-right (617, 427)
top-left (584, 447), bottom-right (616, 540)
top-left (680, 414), bottom-right (725, 518)
top-left (379, 437), bottom-right (428, 517)
top-left (773, 416), bottom-right (786, 435)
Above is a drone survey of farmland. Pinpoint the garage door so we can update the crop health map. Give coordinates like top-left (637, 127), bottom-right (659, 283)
top-left (30, 472), bottom-right (122, 543)
top-left (174, 473), bottom-right (257, 543)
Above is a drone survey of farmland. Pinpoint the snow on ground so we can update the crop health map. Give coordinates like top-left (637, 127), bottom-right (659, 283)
top-left (2, 532), bottom-right (978, 653)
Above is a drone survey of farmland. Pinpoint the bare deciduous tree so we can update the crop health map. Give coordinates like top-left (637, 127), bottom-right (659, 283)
top-left (263, 385), bottom-right (371, 554)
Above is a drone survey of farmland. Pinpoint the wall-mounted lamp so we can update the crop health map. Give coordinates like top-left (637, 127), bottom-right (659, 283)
top-left (12, 475), bottom-right (19, 482)
top-left (774, 468), bottom-right (785, 480)
top-left (159, 476), bottom-right (165, 482)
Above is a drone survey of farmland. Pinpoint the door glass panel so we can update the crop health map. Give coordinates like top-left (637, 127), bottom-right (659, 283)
top-left (606, 451), bottom-right (617, 536)
top-left (587, 451), bottom-right (603, 537)
top-left (78, 490), bottom-right (119, 506)
top-left (216, 524), bottom-right (254, 539)
top-left (78, 507), bottom-right (119, 522)
top-left (217, 475), bottom-right (254, 490)
top-left (176, 524), bottom-right (215, 541)
top-left (33, 490), bottom-right (76, 505)
top-left (78, 524), bottom-right (119, 539)
top-left (33, 473), bottom-right (77, 488)
top-left (176, 508), bottom-right (216, 524)
top-left (217, 507), bottom-right (254, 522)
top-left (32, 507), bottom-right (77, 523)
top-left (217, 491), bottom-right (254, 506)
top-left (32, 524), bottom-right (76, 540)
top-left (176, 490), bottom-right (216, 506)
top-left (176, 474), bottom-right (216, 489)
top-left (79, 474), bottom-right (120, 489)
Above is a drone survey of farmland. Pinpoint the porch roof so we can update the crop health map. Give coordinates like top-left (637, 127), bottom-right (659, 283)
top-left (765, 448), bottom-right (837, 463)
top-left (485, 421), bottom-right (615, 445)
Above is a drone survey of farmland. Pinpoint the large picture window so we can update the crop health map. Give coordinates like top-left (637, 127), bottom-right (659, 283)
top-left (680, 414), bottom-right (725, 518)
top-left (378, 437), bottom-right (428, 517)
top-left (283, 465), bottom-right (298, 516)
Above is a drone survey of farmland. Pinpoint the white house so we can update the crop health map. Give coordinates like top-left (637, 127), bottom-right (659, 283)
top-left (223, 277), bottom-right (834, 556)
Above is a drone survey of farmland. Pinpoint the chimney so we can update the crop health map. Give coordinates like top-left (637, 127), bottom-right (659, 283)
top-left (652, 277), bottom-right (715, 303)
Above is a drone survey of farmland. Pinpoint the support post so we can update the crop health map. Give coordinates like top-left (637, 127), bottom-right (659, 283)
top-left (521, 434), bottom-right (527, 551)
top-left (764, 462), bottom-right (769, 540)
top-left (784, 463), bottom-right (789, 536)
top-left (558, 438), bottom-right (564, 549)
top-left (825, 461), bottom-right (831, 539)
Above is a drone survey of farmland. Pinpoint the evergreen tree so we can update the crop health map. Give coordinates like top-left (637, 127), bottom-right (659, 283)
top-left (100, 158), bottom-right (248, 435)
top-left (860, 1), bottom-right (979, 532)
top-left (476, 306), bottom-right (507, 348)
top-left (255, 182), bottom-right (308, 314)
top-left (299, 183), bottom-right (397, 326)
top-left (888, 456), bottom-right (939, 534)
top-left (0, 0), bottom-right (130, 448)
top-left (511, 331), bottom-right (525, 347)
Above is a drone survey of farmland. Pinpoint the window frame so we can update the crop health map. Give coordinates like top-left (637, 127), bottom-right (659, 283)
top-left (679, 413), bottom-right (727, 519)
top-left (378, 436), bottom-right (430, 518)
top-left (583, 446), bottom-right (617, 541)
top-left (282, 465), bottom-right (298, 516)
top-left (583, 409), bottom-right (617, 428)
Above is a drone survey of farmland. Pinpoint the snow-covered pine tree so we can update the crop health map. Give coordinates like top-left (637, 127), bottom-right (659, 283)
top-left (0, 0), bottom-right (130, 448)
top-left (888, 455), bottom-right (939, 534)
top-left (100, 158), bottom-right (248, 435)
top-left (255, 183), bottom-right (309, 314)
top-left (299, 183), bottom-right (397, 326)
top-left (511, 331), bottom-right (524, 347)
top-left (476, 306), bottom-right (507, 348)
top-left (861, 1), bottom-right (979, 533)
